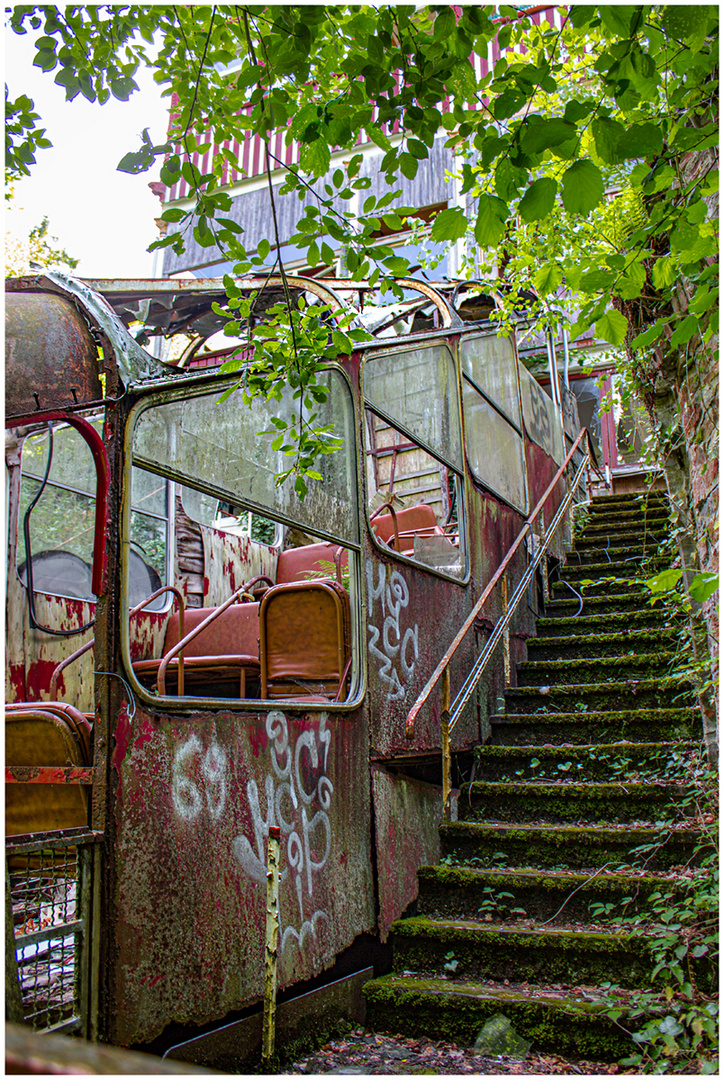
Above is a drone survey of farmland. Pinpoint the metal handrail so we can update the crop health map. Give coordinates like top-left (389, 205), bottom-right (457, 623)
top-left (405, 426), bottom-right (602, 745)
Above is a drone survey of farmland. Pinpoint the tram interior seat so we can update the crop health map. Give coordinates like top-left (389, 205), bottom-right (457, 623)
top-left (260, 580), bottom-right (351, 701)
top-left (5, 704), bottom-right (92, 836)
top-left (371, 503), bottom-right (445, 555)
top-left (132, 542), bottom-right (350, 700)
top-left (132, 602), bottom-right (262, 698)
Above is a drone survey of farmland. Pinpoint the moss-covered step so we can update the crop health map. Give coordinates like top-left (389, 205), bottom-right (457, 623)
top-left (567, 542), bottom-right (671, 565)
top-left (516, 651), bottom-right (678, 686)
top-left (573, 528), bottom-right (671, 551)
top-left (586, 492), bottom-right (668, 509)
top-left (459, 780), bottom-right (686, 825)
top-left (363, 974), bottom-right (638, 1061)
top-left (558, 557), bottom-right (670, 583)
top-left (526, 628), bottom-right (679, 661)
top-left (504, 676), bottom-right (694, 713)
top-left (489, 709), bottom-right (697, 745)
top-left (584, 505), bottom-right (670, 524)
top-left (535, 610), bottom-right (679, 638)
top-left (544, 591), bottom-right (660, 617)
top-left (415, 864), bottom-right (685, 924)
top-left (439, 820), bottom-right (704, 871)
top-left (472, 740), bottom-right (698, 782)
top-left (389, 917), bottom-right (657, 989)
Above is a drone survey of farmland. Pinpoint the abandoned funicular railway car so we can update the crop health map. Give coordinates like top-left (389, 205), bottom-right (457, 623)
top-left (5, 272), bottom-right (589, 1050)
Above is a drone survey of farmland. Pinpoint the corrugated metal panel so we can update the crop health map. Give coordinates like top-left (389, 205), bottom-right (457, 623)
top-left (162, 7), bottom-right (559, 202)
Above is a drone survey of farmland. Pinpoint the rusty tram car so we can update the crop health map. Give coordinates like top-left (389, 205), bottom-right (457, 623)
top-left (5, 272), bottom-right (588, 1054)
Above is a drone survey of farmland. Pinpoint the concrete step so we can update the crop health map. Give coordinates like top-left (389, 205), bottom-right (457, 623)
top-left (516, 652), bottom-right (677, 686)
top-left (535, 610), bottom-right (679, 637)
top-left (389, 917), bottom-right (658, 990)
top-left (584, 505), bottom-right (670, 525)
top-left (568, 542), bottom-right (672, 565)
top-left (415, 864), bottom-right (685, 924)
top-left (526, 628), bottom-right (679, 660)
top-left (489, 709), bottom-right (697, 745)
top-left (458, 780), bottom-right (686, 825)
top-left (472, 740), bottom-right (698, 782)
top-left (504, 676), bottom-right (694, 713)
top-left (544, 591), bottom-right (659, 617)
top-left (364, 974), bottom-right (633, 1062)
top-left (439, 820), bottom-right (704, 871)
top-left (558, 557), bottom-right (669, 583)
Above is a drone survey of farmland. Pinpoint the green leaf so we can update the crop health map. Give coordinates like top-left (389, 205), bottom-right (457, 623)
top-left (594, 309), bottom-right (628, 345)
top-left (645, 568), bottom-right (683, 594)
top-left (561, 160), bottom-right (604, 216)
top-left (399, 153), bottom-right (418, 180)
top-left (533, 262), bottom-right (563, 296)
top-left (592, 117), bottom-right (626, 164)
top-left (518, 177), bottom-right (557, 222)
top-left (474, 195), bottom-right (509, 248)
top-left (668, 313), bottom-right (699, 349)
top-left (617, 262), bottom-right (647, 300)
top-left (631, 320), bottom-right (666, 350)
top-left (615, 123), bottom-right (664, 161)
top-left (494, 87), bottom-right (526, 121)
top-left (521, 117), bottom-right (577, 155)
top-left (652, 257), bottom-right (679, 290)
top-left (161, 207), bottom-right (187, 223)
top-left (431, 207), bottom-right (468, 242)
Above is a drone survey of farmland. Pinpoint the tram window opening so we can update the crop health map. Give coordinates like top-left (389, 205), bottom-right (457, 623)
top-left (126, 371), bottom-right (360, 706)
top-left (362, 343), bottom-right (467, 580)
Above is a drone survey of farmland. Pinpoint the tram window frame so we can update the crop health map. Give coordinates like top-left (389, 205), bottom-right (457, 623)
top-left (460, 334), bottom-right (529, 516)
top-left (361, 342), bottom-right (468, 583)
top-left (15, 418), bottom-right (172, 607)
top-left (123, 370), bottom-right (364, 710)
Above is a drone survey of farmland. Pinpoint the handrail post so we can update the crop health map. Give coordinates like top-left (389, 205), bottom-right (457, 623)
top-left (262, 825), bottom-right (281, 1066)
top-left (539, 511), bottom-right (549, 604)
top-left (441, 667), bottom-right (451, 822)
top-left (501, 573), bottom-right (511, 685)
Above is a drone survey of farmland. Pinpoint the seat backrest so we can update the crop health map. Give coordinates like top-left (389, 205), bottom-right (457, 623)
top-left (276, 542), bottom-right (349, 585)
top-left (163, 602), bottom-right (260, 658)
top-left (5, 710), bottom-right (90, 836)
top-left (259, 581), bottom-right (351, 700)
top-left (371, 503), bottom-right (442, 554)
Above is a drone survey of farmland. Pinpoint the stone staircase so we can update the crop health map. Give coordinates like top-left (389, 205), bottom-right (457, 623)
top-left (364, 491), bottom-right (713, 1063)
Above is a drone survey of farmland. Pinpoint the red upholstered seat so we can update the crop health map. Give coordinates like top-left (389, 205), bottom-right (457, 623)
top-left (276, 542), bottom-right (349, 584)
top-left (371, 503), bottom-right (443, 555)
top-left (132, 602), bottom-right (261, 697)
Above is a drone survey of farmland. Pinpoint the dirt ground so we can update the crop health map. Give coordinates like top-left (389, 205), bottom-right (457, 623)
top-left (286, 1027), bottom-right (625, 1075)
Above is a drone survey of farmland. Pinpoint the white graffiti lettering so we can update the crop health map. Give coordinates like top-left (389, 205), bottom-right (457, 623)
top-left (172, 733), bottom-right (228, 823)
top-left (232, 712), bottom-right (334, 952)
top-left (366, 560), bottom-right (419, 700)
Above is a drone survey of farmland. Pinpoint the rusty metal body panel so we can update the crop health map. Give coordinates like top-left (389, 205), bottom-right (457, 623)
top-left (4, 291), bottom-right (101, 418)
top-left (371, 767), bottom-right (443, 941)
top-left (5, 277), bottom-right (576, 1050)
top-left (109, 705), bottom-right (374, 1044)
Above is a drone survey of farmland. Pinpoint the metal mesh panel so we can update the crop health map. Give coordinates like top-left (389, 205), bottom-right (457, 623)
top-left (7, 833), bottom-right (93, 1034)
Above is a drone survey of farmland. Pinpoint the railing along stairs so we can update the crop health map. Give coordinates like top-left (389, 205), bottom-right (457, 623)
top-left (405, 426), bottom-right (607, 819)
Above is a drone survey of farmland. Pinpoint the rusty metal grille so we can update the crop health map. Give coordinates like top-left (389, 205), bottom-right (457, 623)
top-left (6, 829), bottom-right (100, 1035)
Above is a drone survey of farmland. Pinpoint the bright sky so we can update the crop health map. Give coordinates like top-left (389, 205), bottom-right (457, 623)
top-left (5, 23), bottom-right (170, 278)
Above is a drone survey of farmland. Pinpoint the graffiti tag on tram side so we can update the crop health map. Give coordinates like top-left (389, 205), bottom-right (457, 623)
top-left (172, 715), bottom-right (334, 952)
top-left (171, 733), bottom-right (228, 822)
top-left (366, 561), bottom-right (419, 701)
top-left (232, 711), bottom-right (333, 951)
